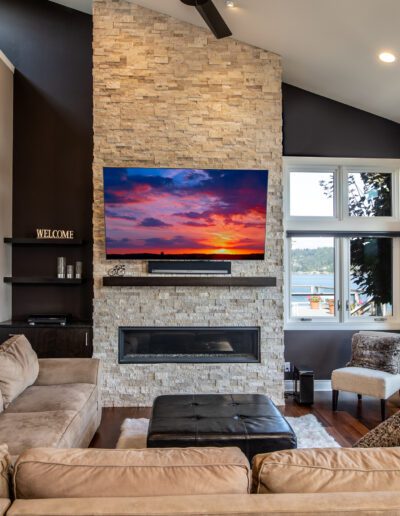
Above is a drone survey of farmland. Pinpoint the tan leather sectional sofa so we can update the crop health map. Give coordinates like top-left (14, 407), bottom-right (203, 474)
top-left (0, 338), bottom-right (398, 514)
top-left (0, 357), bottom-right (102, 462)
top-left (0, 444), bottom-right (399, 515)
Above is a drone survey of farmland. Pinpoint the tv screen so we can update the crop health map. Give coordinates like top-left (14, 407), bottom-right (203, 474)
top-left (103, 168), bottom-right (268, 260)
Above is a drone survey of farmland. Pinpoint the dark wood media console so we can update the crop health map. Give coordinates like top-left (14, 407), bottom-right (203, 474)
top-left (0, 321), bottom-right (93, 358)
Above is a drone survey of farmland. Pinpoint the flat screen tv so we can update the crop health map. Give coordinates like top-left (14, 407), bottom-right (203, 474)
top-left (103, 168), bottom-right (268, 260)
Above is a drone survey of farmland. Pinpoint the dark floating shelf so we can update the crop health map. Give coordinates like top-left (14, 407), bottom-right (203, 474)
top-left (4, 238), bottom-right (85, 246)
top-left (4, 277), bottom-right (85, 285)
top-left (0, 320), bottom-right (92, 328)
top-left (103, 277), bottom-right (277, 287)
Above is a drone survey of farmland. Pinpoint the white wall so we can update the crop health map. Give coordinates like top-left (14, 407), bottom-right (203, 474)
top-left (0, 51), bottom-right (14, 321)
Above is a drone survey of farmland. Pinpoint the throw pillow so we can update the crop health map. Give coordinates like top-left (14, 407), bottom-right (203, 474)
top-left (0, 335), bottom-right (39, 407)
top-left (347, 333), bottom-right (400, 374)
top-left (353, 411), bottom-right (400, 448)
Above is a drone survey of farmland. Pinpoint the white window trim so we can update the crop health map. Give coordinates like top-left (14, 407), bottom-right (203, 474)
top-left (284, 157), bottom-right (400, 331)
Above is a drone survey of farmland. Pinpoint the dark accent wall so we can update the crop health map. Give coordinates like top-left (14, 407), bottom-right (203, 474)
top-left (285, 331), bottom-right (355, 380)
top-left (0, 0), bottom-right (93, 321)
top-left (283, 83), bottom-right (400, 158)
top-left (283, 83), bottom-right (400, 379)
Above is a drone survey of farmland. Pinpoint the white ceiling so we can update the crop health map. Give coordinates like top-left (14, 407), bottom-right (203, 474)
top-left (50, 0), bottom-right (400, 123)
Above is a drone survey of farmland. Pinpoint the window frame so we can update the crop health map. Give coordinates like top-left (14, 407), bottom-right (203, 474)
top-left (284, 157), bottom-right (400, 330)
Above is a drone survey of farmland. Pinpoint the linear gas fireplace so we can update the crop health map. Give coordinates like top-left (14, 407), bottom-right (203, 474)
top-left (118, 327), bottom-right (260, 364)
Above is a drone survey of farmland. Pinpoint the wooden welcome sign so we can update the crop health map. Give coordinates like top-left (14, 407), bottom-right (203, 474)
top-left (36, 229), bottom-right (75, 239)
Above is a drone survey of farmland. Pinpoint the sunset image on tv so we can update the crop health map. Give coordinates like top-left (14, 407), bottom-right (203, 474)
top-left (103, 168), bottom-right (268, 260)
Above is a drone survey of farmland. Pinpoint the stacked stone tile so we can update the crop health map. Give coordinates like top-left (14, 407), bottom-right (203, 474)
top-left (93, 0), bottom-right (284, 406)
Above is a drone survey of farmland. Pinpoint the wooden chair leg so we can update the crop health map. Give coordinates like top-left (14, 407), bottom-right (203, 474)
top-left (357, 394), bottom-right (362, 400)
top-left (381, 399), bottom-right (386, 421)
top-left (332, 390), bottom-right (339, 411)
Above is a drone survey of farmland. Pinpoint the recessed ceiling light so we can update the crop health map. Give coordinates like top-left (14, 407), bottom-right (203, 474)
top-left (379, 52), bottom-right (396, 63)
top-left (226, 1), bottom-right (235, 7)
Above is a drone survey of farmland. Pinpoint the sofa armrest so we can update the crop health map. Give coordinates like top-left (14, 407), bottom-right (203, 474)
top-left (35, 359), bottom-right (101, 386)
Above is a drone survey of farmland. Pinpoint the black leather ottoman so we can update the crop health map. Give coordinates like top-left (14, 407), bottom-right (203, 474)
top-left (147, 394), bottom-right (297, 461)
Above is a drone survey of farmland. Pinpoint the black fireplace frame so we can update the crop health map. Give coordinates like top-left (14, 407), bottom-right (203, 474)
top-left (118, 326), bottom-right (261, 364)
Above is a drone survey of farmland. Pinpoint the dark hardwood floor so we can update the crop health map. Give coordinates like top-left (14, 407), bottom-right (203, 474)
top-left (90, 391), bottom-right (400, 449)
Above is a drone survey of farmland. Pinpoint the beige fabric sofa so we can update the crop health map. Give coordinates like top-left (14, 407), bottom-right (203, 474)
top-left (2, 445), bottom-right (400, 515)
top-left (0, 358), bottom-right (101, 461)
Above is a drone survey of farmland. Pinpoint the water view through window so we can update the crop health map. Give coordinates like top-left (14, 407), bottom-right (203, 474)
top-left (290, 237), bottom-right (335, 318)
top-left (290, 236), bottom-right (393, 318)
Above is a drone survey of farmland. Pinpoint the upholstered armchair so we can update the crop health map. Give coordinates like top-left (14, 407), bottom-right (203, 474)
top-left (332, 331), bottom-right (400, 420)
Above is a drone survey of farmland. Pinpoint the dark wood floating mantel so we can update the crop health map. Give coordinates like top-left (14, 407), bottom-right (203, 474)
top-left (103, 277), bottom-right (277, 287)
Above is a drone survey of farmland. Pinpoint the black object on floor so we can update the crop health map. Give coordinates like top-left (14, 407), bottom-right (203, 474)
top-left (147, 394), bottom-right (297, 461)
top-left (294, 365), bottom-right (314, 405)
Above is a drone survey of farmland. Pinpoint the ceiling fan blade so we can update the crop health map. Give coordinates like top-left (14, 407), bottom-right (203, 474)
top-left (196, 0), bottom-right (232, 39)
top-left (180, 0), bottom-right (232, 39)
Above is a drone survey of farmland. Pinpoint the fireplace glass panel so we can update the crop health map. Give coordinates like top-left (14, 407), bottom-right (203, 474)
top-left (119, 327), bottom-right (260, 364)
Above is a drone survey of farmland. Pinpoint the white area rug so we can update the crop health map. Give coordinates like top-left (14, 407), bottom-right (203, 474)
top-left (117, 418), bottom-right (149, 449)
top-left (286, 414), bottom-right (340, 448)
top-left (116, 414), bottom-right (340, 450)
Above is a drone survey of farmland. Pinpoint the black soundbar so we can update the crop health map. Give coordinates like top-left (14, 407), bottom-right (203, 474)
top-left (148, 261), bottom-right (231, 275)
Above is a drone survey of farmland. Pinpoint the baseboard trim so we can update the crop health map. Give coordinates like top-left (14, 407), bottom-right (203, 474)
top-left (285, 379), bottom-right (332, 392)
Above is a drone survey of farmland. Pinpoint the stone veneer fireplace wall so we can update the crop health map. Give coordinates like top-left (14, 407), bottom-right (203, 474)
top-left (93, 0), bottom-right (284, 406)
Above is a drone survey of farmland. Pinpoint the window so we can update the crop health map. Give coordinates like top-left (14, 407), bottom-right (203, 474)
top-left (290, 170), bottom-right (335, 217)
top-left (285, 158), bottom-right (400, 328)
top-left (289, 237), bottom-right (336, 319)
top-left (349, 237), bottom-right (393, 318)
top-left (347, 171), bottom-right (392, 217)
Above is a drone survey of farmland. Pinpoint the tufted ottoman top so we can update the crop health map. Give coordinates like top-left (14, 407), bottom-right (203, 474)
top-left (147, 394), bottom-right (297, 461)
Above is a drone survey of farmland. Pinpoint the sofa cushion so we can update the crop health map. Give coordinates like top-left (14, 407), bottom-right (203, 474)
top-left (5, 384), bottom-right (96, 413)
top-left (56, 387), bottom-right (100, 449)
top-left (0, 411), bottom-right (77, 459)
top-left (0, 335), bottom-right (39, 407)
top-left (0, 445), bottom-right (10, 500)
top-left (347, 333), bottom-right (400, 374)
top-left (253, 447), bottom-right (400, 494)
top-left (331, 366), bottom-right (400, 399)
top-left (0, 500), bottom-right (9, 516)
top-left (14, 447), bottom-right (251, 499)
top-left (35, 358), bottom-right (100, 386)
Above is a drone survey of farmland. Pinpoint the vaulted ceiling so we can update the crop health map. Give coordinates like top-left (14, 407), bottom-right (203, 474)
top-left (50, 0), bottom-right (400, 123)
